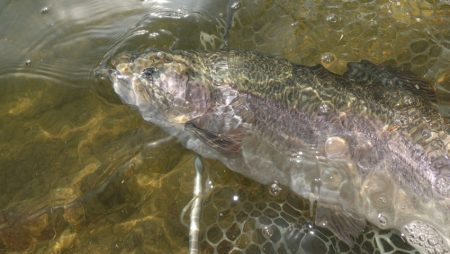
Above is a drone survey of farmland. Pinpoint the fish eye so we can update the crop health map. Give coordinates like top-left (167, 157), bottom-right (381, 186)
top-left (142, 67), bottom-right (159, 79)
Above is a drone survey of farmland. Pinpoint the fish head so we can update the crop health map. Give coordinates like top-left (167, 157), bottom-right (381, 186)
top-left (110, 50), bottom-right (215, 125)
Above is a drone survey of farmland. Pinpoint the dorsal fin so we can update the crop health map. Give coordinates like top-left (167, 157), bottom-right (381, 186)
top-left (344, 60), bottom-right (437, 102)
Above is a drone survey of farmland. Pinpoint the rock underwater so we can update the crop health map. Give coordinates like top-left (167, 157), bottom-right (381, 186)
top-left (107, 49), bottom-right (450, 253)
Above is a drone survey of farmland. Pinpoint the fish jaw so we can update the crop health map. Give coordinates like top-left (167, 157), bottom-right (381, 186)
top-left (111, 69), bottom-right (137, 106)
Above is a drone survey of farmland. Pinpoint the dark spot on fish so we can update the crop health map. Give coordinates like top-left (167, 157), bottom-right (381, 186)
top-left (142, 67), bottom-right (158, 79)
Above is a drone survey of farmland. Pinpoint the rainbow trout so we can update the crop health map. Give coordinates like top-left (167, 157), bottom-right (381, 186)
top-left (108, 50), bottom-right (450, 253)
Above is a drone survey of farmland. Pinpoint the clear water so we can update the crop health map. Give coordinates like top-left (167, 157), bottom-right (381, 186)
top-left (0, 0), bottom-right (449, 253)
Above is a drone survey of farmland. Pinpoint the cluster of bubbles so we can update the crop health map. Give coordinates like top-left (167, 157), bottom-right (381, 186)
top-left (229, 0), bottom-right (450, 86)
top-left (199, 182), bottom-right (420, 254)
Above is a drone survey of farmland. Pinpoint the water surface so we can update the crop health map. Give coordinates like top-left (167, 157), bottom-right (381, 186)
top-left (1, 0), bottom-right (449, 253)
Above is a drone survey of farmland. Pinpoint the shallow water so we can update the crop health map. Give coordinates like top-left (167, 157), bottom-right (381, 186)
top-left (0, 0), bottom-right (449, 253)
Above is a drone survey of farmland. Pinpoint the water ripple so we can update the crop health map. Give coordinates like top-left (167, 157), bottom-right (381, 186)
top-left (0, 0), bottom-right (225, 88)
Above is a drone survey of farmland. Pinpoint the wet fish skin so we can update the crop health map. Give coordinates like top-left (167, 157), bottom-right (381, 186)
top-left (108, 50), bottom-right (450, 253)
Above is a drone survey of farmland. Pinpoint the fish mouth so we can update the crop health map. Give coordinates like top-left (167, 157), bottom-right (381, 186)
top-left (110, 65), bottom-right (174, 124)
top-left (111, 70), bottom-right (137, 106)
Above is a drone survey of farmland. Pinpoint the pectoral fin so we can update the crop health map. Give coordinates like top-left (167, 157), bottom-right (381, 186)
top-left (185, 120), bottom-right (244, 155)
top-left (314, 204), bottom-right (366, 246)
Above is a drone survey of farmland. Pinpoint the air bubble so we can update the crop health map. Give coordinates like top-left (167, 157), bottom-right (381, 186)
top-left (321, 52), bottom-right (336, 65)
top-left (324, 136), bottom-right (349, 159)
top-left (205, 179), bottom-right (214, 191)
top-left (289, 151), bottom-right (304, 163)
top-left (269, 181), bottom-right (282, 196)
top-left (148, 32), bottom-right (159, 38)
top-left (368, 19), bottom-right (378, 27)
top-left (40, 7), bottom-right (49, 14)
top-left (230, 1), bottom-right (241, 10)
top-left (428, 237), bottom-right (438, 246)
top-left (134, 29), bottom-right (148, 36)
top-left (318, 102), bottom-right (333, 114)
top-left (261, 226), bottom-right (274, 239)
top-left (25, 59), bottom-right (31, 66)
top-left (326, 13), bottom-right (339, 24)
top-left (377, 213), bottom-right (387, 225)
